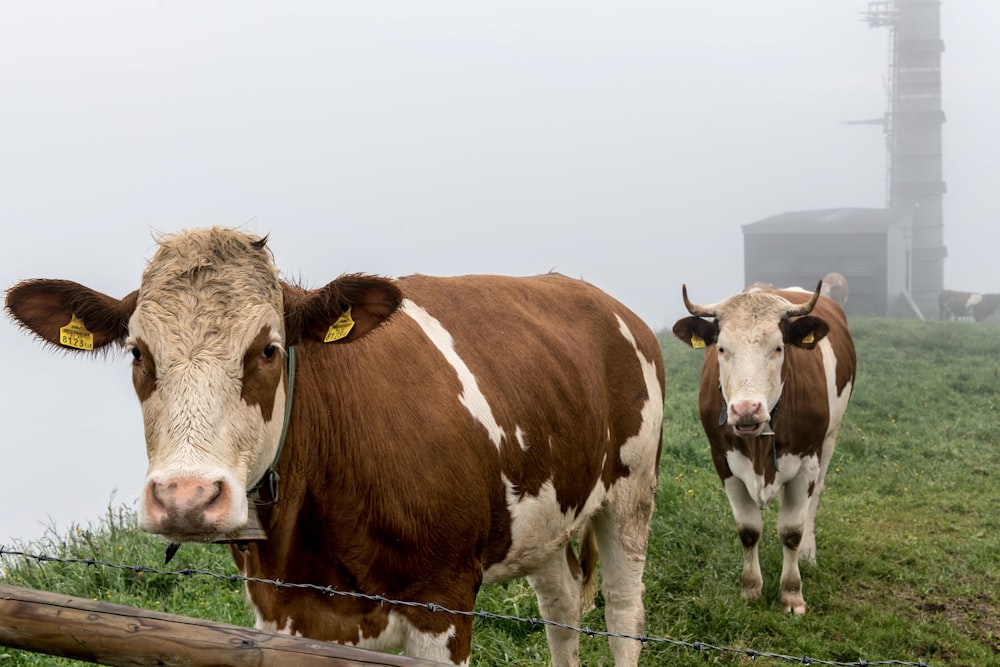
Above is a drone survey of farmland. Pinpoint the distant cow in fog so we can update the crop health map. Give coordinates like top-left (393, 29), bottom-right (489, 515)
top-left (745, 275), bottom-right (848, 310)
top-left (820, 272), bottom-right (848, 307)
top-left (939, 290), bottom-right (1000, 322)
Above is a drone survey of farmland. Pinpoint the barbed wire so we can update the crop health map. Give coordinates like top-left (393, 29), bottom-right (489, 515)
top-left (0, 546), bottom-right (930, 667)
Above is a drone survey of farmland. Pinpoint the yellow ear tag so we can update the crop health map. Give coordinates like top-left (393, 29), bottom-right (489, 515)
top-left (802, 332), bottom-right (815, 345)
top-left (59, 314), bottom-right (94, 351)
top-left (324, 306), bottom-right (355, 343)
top-left (691, 333), bottom-right (706, 349)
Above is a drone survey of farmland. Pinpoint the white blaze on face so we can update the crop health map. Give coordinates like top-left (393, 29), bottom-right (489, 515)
top-left (715, 296), bottom-right (789, 432)
top-left (132, 295), bottom-right (287, 541)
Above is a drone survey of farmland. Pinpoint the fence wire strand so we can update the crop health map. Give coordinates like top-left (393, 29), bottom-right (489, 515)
top-left (0, 546), bottom-right (930, 667)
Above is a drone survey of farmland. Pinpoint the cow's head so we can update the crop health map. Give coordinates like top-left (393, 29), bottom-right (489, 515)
top-left (5, 227), bottom-right (402, 542)
top-left (672, 282), bottom-right (829, 437)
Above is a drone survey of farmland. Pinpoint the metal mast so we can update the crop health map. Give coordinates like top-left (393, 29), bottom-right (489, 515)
top-left (862, 0), bottom-right (946, 317)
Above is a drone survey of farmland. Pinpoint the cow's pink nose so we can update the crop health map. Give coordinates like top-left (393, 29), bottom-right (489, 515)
top-left (730, 399), bottom-right (765, 422)
top-left (151, 477), bottom-right (222, 512)
top-left (144, 477), bottom-right (232, 534)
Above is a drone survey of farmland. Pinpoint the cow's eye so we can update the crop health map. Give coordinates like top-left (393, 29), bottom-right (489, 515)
top-left (131, 347), bottom-right (142, 364)
top-left (262, 344), bottom-right (277, 360)
top-left (776, 346), bottom-right (784, 354)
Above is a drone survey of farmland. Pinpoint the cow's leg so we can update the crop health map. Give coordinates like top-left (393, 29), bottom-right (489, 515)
top-left (776, 473), bottom-right (811, 615)
top-left (590, 481), bottom-right (655, 667)
top-left (801, 447), bottom-right (832, 564)
top-left (527, 544), bottom-right (583, 667)
top-left (723, 477), bottom-right (764, 601)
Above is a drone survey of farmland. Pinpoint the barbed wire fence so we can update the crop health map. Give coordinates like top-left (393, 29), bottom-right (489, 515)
top-left (0, 546), bottom-right (930, 667)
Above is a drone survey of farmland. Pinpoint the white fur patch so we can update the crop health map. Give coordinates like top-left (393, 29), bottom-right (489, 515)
top-left (251, 600), bottom-right (288, 634)
top-left (514, 425), bottom-right (529, 451)
top-left (401, 299), bottom-right (506, 448)
top-left (725, 451), bottom-right (816, 508)
top-left (252, 600), bottom-right (458, 663)
top-left (484, 474), bottom-right (607, 583)
top-left (819, 337), bottom-right (853, 434)
top-left (349, 611), bottom-right (457, 664)
top-left (615, 314), bottom-right (664, 471)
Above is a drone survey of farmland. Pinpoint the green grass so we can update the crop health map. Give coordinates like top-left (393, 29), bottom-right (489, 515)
top-left (3, 316), bottom-right (999, 666)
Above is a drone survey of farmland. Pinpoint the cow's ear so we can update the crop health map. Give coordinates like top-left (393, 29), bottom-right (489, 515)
top-left (5, 279), bottom-right (137, 353)
top-left (282, 274), bottom-right (403, 345)
top-left (781, 315), bottom-right (830, 349)
top-left (672, 316), bottom-right (718, 350)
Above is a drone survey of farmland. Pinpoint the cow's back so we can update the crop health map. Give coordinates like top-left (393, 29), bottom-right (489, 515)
top-left (398, 273), bottom-right (663, 467)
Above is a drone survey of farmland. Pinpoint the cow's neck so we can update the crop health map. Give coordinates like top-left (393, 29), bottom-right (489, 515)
top-left (248, 344), bottom-right (299, 504)
top-left (233, 344), bottom-right (299, 540)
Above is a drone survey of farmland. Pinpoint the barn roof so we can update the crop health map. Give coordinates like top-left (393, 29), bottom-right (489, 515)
top-left (742, 207), bottom-right (912, 235)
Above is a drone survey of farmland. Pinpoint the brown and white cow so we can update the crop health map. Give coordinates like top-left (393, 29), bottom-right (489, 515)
top-left (939, 289), bottom-right (1000, 322)
top-left (5, 227), bottom-right (665, 666)
top-left (820, 272), bottom-right (848, 307)
top-left (672, 282), bottom-right (855, 615)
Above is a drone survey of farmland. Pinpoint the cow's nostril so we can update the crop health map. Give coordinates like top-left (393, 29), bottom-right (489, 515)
top-left (204, 481), bottom-right (224, 507)
top-left (731, 399), bottom-right (765, 421)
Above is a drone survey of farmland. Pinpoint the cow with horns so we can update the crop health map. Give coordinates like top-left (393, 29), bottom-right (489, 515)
top-left (5, 227), bottom-right (665, 666)
top-left (672, 282), bottom-right (855, 614)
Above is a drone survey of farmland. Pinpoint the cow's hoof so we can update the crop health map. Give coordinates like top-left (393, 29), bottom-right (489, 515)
top-left (781, 595), bottom-right (806, 615)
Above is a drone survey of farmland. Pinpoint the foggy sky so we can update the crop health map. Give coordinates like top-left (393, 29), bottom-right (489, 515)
top-left (2, 1), bottom-right (997, 546)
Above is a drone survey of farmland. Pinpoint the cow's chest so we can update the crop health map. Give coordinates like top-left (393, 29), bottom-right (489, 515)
top-left (724, 449), bottom-right (819, 508)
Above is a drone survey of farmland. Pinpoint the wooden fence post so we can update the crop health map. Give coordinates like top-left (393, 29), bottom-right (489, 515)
top-left (0, 583), bottom-right (447, 667)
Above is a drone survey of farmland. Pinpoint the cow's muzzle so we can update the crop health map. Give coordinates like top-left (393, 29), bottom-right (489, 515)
top-left (140, 475), bottom-right (245, 542)
top-left (723, 398), bottom-right (776, 438)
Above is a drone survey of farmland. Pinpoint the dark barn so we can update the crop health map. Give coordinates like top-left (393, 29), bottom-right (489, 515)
top-left (743, 207), bottom-right (917, 317)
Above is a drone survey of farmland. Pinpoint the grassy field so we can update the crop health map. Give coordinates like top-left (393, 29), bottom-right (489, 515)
top-left (2, 316), bottom-right (999, 666)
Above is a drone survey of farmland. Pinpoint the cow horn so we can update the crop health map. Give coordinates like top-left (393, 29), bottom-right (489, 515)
top-left (682, 285), bottom-right (718, 317)
top-left (785, 280), bottom-right (823, 318)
